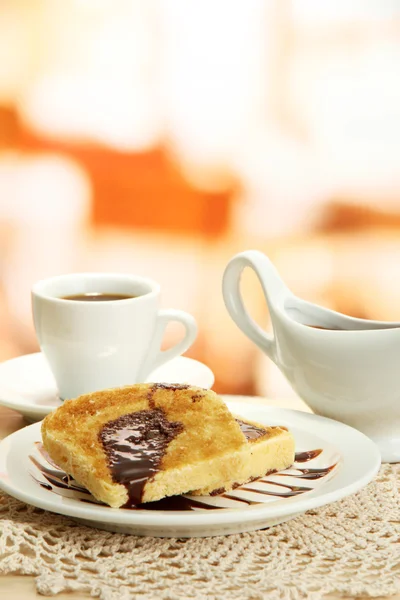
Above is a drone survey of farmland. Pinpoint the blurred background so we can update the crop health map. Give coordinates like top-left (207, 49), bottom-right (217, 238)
top-left (1, 0), bottom-right (400, 398)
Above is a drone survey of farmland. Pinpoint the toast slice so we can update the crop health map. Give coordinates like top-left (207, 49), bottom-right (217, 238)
top-left (42, 383), bottom-right (295, 507)
top-left (191, 418), bottom-right (294, 495)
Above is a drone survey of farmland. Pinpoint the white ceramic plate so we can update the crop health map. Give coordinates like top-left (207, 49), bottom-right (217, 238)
top-left (0, 401), bottom-right (380, 537)
top-left (0, 353), bottom-right (215, 422)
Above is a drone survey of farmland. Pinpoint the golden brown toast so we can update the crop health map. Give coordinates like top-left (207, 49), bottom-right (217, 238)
top-left (192, 417), bottom-right (295, 495)
top-left (41, 383), bottom-right (295, 507)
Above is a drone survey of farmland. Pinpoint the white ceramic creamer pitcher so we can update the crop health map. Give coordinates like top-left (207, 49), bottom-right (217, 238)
top-left (223, 250), bottom-right (400, 462)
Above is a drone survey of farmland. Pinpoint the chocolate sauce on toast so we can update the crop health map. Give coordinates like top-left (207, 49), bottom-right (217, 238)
top-left (99, 409), bottom-right (183, 505)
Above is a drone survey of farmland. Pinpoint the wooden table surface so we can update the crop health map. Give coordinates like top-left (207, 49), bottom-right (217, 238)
top-left (0, 400), bottom-right (397, 600)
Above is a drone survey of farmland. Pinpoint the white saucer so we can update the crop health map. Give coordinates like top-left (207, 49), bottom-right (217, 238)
top-left (0, 353), bottom-right (215, 422)
top-left (0, 401), bottom-right (380, 538)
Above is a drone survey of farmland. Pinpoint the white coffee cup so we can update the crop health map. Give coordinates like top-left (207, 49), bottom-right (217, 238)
top-left (32, 273), bottom-right (197, 399)
top-left (223, 250), bottom-right (400, 463)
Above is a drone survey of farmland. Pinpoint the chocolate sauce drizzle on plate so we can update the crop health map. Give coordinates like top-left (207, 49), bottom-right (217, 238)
top-left (295, 449), bottom-right (323, 462)
top-left (135, 496), bottom-right (218, 511)
top-left (30, 453), bottom-right (91, 495)
top-left (30, 441), bottom-right (337, 511)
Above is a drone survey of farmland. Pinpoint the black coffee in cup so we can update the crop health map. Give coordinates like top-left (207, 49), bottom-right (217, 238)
top-left (61, 293), bottom-right (137, 302)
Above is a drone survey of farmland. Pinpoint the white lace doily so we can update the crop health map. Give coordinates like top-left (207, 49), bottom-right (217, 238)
top-left (0, 463), bottom-right (399, 600)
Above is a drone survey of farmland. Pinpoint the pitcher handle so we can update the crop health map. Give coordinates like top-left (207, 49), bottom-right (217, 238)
top-left (222, 250), bottom-right (289, 363)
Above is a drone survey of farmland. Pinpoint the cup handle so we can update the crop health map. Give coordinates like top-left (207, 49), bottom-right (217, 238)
top-left (138, 309), bottom-right (198, 381)
top-left (222, 250), bottom-right (289, 364)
